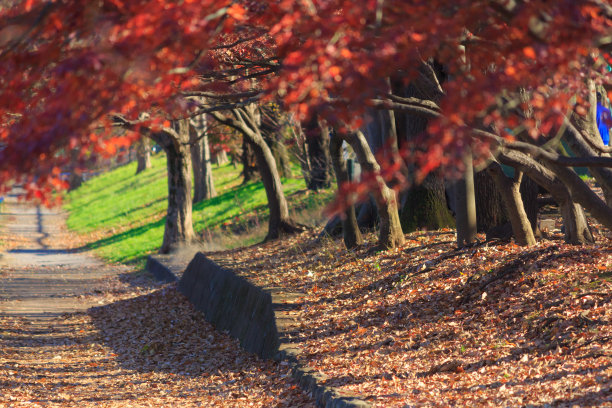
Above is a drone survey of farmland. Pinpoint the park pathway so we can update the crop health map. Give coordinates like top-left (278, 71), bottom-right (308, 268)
top-left (0, 190), bottom-right (126, 320)
top-left (0, 191), bottom-right (314, 407)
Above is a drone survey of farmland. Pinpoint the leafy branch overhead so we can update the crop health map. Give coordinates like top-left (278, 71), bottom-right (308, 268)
top-left (0, 0), bottom-right (611, 250)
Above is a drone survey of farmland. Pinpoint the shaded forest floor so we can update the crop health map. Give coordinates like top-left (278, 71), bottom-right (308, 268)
top-left (208, 224), bottom-right (612, 407)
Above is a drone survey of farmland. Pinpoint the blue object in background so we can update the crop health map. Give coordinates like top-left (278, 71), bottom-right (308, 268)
top-left (596, 103), bottom-right (611, 146)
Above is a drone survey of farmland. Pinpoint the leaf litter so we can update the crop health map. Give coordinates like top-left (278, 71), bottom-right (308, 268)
top-left (1, 197), bottom-right (611, 407)
top-left (0, 278), bottom-right (314, 407)
top-left (209, 223), bottom-right (612, 407)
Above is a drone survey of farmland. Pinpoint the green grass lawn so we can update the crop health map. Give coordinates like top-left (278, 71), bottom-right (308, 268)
top-left (64, 154), bottom-right (333, 265)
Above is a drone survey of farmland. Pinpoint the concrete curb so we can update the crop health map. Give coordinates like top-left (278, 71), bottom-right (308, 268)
top-left (178, 253), bottom-right (280, 359)
top-left (145, 256), bottom-right (178, 283)
top-left (146, 253), bottom-right (371, 408)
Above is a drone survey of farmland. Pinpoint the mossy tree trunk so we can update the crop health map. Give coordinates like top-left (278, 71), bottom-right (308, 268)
top-left (400, 177), bottom-right (454, 232)
top-left (393, 61), bottom-right (457, 235)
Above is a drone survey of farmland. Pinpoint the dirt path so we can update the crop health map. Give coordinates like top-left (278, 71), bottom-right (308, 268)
top-left (0, 193), bottom-right (314, 407)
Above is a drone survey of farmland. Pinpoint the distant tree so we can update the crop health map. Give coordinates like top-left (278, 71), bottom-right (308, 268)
top-left (189, 114), bottom-right (216, 203)
top-left (135, 138), bottom-right (152, 175)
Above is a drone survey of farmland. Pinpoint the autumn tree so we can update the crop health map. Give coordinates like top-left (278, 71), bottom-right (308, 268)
top-left (209, 105), bottom-right (305, 241)
top-left (264, 0), bottom-right (612, 245)
top-left (2, 0), bottom-right (612, 250)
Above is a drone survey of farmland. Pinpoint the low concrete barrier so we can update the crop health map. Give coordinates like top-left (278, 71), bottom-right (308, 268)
top-left (145, 256), bottom-right (178, 283)
top-left (178, 252), bottom-right (279, 359)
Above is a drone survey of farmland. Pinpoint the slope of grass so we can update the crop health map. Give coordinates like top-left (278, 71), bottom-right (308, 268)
top-left (64, 155), bottom-right (333, 265)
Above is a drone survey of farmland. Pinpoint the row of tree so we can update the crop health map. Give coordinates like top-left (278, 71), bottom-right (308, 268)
top-left (0, 1), bottom-right (611, 253)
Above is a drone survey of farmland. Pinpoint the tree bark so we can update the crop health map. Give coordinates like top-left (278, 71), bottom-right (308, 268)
top-left (212, 149), bottom-right (229, 166)
top-left (474, 167), bottom-right (508, 232)
top-left (304, 116), bottom-right (332, 190)
top-left (454, 150), bottom-right (478, 247)
top-left (329, 131), bottom-right (363, 248)
top-left (149, 119), bottom-right (195, 253)
top-left (393, 62), bottom-right (455, 234)
top-left (189, 114), bottom-right (216, 203)
top-left (260, 104), bottom-right (292, 179)
top-left (343, 130), bottom-right (404, 249)
top-left (135, 137), bottom-right (152, 174)
top-left (400, 176), bottom-right (454, 232)
top-left (488, 163), bottom-right (536, 246)
top-left (241, 136), bottom-right (259, 184)
top-left (520, 175), bottom-right (540, 235)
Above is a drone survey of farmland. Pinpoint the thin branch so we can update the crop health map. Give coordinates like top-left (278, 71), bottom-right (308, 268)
top-left (182, 90), bottom-right (261, 100)
top-left (369, 98), bottom-right (441, 118)
top-left (211, 33), bottom-right (266, 50)
top-left (187, 97), bottom-right (260, 118)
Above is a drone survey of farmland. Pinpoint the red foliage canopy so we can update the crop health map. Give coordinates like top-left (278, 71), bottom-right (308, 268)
top-left (0, 0), bottom-right (610, 201)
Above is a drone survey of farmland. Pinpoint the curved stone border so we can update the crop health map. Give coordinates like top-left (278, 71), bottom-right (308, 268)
top-left (146, 253), bottom-right (371, 408)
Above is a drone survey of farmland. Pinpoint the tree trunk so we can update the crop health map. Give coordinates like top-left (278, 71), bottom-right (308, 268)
top-left (562, 80), bottom-right (612, 203)
top-left (393, 62), bottom-right (455, 234)
top-left (498, 150), bottom-right (595, 244)
top-left (488, 163), bottom-right (536, 246)
top-left (209, 107), bottom-right (304, 241)
top-left (344, 130), bottom-right (404, 249)
top-left (260, 104), bottom-right (292, 179)
top-left (270, 137), bottom-right (292, 179)
top-left (68, 172), bottom-right (83, 191)
top-left (304, 116), bottom-right (332, 190)
top-left (249, 134), bottom-right (302, 240)
top-left (563, 119), bottom-right (612, 205)
top-left (151, 119), bottom-right (195, 253)
top-left (520, 175), bottom-right (540, 235)
top-left (329, 131), bottom-right (363, 248)
top-left (474, 167), bottom-right (508, 232)
top-left (454, 150), bottom-right (478, 247)
top-left (189, 114), bottom-right (216, 203)
top-left (135, 137), bottom-right (152, 174)
top-left (241, 136), bottom-right (259, 184)
top-left (212, 149), bottom-right (229, 166)
top-left (400, 176), bottom-right (454, 232)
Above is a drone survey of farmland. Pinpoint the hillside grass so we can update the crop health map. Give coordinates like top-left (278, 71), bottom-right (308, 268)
top-left (64, 154), bottom-right (333, 266)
